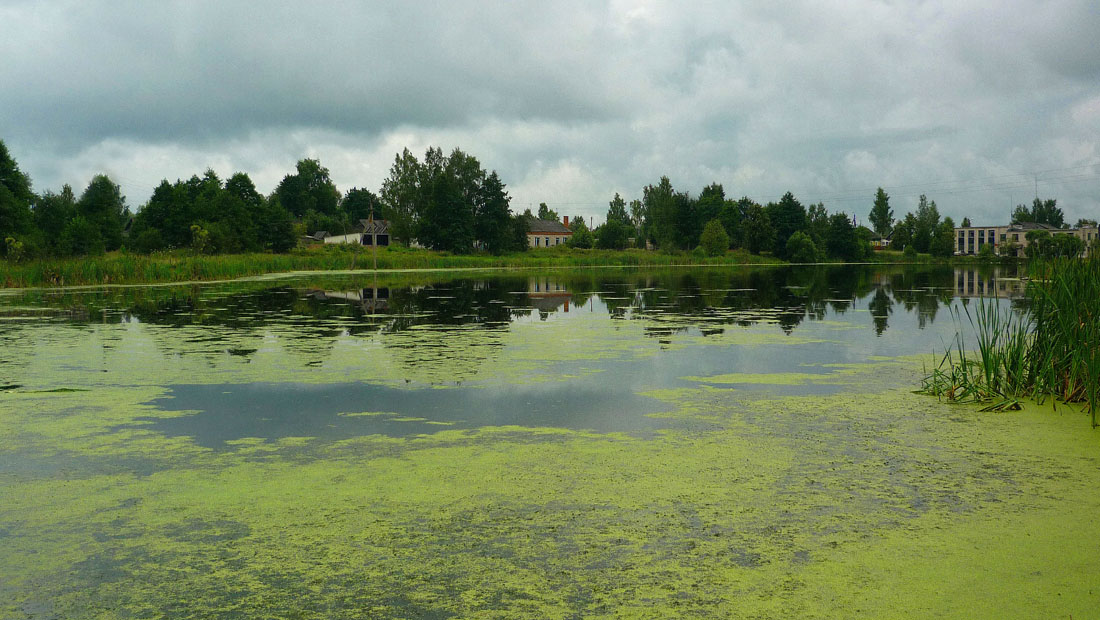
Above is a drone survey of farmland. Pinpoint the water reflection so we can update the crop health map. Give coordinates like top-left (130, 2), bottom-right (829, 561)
top-left (0, 264), bottom-right (1034, 443)
top-left (952, 267), bottom-right (1027, 299)
top-left (527, 276), bottom-right (573, 317)
top-left (147, 380), bottom-right (674, 447)
top-left (0, 265), bottom-right (1030, 342)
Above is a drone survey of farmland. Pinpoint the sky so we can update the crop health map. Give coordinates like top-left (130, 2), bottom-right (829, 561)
top-left (2, 0), bottom-right (1099, 227)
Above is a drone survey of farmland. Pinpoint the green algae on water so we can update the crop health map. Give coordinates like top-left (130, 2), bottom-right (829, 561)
top-left (3, 267), bottom-right (1099, 618)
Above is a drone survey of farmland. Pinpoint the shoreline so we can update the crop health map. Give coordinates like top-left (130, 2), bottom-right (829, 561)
top-left (0, 246), bottom-right (984, 290)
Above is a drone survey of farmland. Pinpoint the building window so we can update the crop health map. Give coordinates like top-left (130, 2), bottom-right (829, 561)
top-left (535, 237), bottom-right (540, 247)
top-left (1000, 234), bottom-right (1006, 242)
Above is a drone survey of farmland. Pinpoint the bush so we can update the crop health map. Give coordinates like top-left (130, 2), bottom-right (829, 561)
top-left (699, 218), bottom-right (730, 257)
top-left (568, 226), bottom-right (594, 249)
top-left (190, 224), bottom-right (212, 255)
top-left (133, 228), bottom-right (166, 253)
top-left (785, 231), bottom-right (818, 263)
top-left (859, 239), bottom-right (874, 260)
top-left (4, 237), bottom-right (25, 262)
top-left (59, 216), bottom-right (106, 256)
top-left (903, 244), bottom-right (918, 259)
top-left (595, 220), bottom-right (630, 250)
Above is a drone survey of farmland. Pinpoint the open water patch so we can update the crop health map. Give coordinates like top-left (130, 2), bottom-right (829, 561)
top-left (139, 380), bottom-right (675, 447)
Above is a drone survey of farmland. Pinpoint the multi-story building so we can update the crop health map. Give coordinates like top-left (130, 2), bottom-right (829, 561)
top-left (954, 222), bottom-right (1098, 257)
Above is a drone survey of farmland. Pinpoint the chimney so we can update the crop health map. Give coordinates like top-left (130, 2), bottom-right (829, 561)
top-left (563, 216), bottom-right (569, 228)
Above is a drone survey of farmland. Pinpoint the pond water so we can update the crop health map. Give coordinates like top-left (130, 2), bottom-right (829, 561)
top-left (2, 264), bottom-right (1098, 618)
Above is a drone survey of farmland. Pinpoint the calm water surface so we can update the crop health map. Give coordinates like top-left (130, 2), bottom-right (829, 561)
top-left (3, 264), bottom-right (1014, 444)
top-left (7, 263), bottom-right (1094, 619)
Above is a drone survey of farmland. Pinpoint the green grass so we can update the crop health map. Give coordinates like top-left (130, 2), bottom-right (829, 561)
top-left (0, 245), bottom-right (784, 288)
top-left (921, 257), bottom-right (1100, 425)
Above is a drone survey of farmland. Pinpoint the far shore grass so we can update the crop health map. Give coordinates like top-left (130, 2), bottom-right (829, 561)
top-left (1, 245), bottom-right (960, 289)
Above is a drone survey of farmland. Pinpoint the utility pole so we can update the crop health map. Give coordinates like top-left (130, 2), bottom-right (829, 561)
top-left (370, 204), bottom-right (377, 272)
top-left (371, 204), bottom-right (378, 302)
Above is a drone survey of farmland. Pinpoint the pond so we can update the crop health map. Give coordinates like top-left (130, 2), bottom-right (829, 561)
top-left (1, 264), bottom-right (1098, 618)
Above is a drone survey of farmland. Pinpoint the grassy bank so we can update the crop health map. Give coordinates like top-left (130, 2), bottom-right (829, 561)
top-left (921, 257), bottom-right (1100, 426)
top-left (0, 245), bottom-right (784, 288)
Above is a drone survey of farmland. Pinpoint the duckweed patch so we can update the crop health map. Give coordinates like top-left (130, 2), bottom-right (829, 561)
top-left (3, 266), bottom-right (1098, 618)
top-left (5, 360), bottom-right (1100, 618)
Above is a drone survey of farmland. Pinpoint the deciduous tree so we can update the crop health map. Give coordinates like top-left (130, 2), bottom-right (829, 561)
top-left (380, 148), bottom-right (421, 245)
top-left (699, 218), bottom-right (729, 256)
top-left (0, 140), bottom-right (34, 247)
top-left (275, 159), bottom-right (340, 218)
top-left (76, 174), bottom-right (127, 251)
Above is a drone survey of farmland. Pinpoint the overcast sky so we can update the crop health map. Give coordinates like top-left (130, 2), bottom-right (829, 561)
top-left (2, 0), bottom-right (1099, 226)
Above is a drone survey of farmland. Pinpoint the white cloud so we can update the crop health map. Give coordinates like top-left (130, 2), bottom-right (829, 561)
top-left (2, 0), bottom-right (1098, 226)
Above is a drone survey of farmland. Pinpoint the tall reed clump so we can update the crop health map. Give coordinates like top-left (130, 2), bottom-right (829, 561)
top-left (1026, 258), bottom-right (1100, 426)
top-left (919, 296), bottom-right (1032, 412)
top-left (921, 257), bottom-right (1100, 425)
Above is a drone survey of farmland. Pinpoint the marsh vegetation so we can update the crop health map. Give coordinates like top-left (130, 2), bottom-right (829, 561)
top-left (922, 258), bottom-right (1100, 425)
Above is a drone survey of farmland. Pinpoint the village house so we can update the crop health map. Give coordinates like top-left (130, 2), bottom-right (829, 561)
top-left (526, 216), bottom-right (573, 248)
top-left (868, 230), bottom-right (891, 250)
top-left (954, 221), bottom-right (1098, 257)
top-left (321, 219), bottom-right (391, 247)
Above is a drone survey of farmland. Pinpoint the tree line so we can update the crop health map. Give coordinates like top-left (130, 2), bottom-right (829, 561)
top-left (564, 177), bottom-right (879, 262)
top-left (868, 190), bottom-right (957, 257)
top-left (7, 134), bottom-right (1088, 263)
top-left (0, 140), bottom-right (529, 259)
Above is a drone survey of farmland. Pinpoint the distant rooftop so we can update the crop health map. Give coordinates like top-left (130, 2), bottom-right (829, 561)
top-left (357, 218), bottom-right (389, 234)
top-left (955, 222), bottom-right (1064, 231)
top-left (526, 216), bottom-right (572, 234)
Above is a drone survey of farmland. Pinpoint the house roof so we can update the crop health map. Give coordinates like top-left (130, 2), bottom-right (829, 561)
top-left (526, 216), bottom-right (572, 234)
top-left (357, 219), bottom-right (390, 234)
top-left (1007, 222), bottom-right (1060, 232)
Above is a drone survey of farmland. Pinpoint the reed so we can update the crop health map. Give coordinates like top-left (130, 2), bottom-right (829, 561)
top-left (921, 257), bottom-right (1100, 425)
top-left (1026, 258), bottom-right (1100, 425)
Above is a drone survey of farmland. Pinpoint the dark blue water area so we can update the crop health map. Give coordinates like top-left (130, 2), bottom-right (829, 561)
top-left (137, 320), bottom-right (924, 448)
top-left (142, 377), bottom-right (681, 448)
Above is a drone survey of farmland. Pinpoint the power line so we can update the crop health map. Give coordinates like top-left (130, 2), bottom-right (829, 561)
top-left (528, 163), bottom-right (1100, 209)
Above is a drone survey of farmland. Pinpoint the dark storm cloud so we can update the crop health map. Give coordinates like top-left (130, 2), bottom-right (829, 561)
top-left (1, 0), bottom-right (1097, 225)
top-left (1, 1), bottom-right (628, 148)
